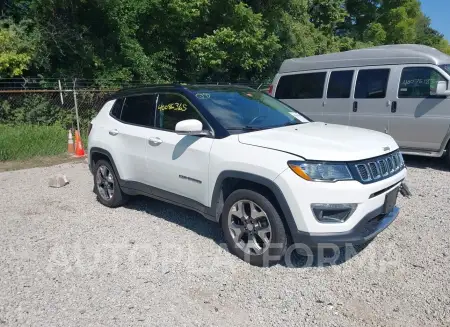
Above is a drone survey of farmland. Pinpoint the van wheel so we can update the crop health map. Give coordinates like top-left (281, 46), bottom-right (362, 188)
top-left (94, 159), bottom-right (128, 208)
top-left (221, 189), bottom-right (287, 267)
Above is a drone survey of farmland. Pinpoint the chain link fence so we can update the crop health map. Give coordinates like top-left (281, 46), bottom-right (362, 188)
top-left (0, 78), bottom-right (271, 159)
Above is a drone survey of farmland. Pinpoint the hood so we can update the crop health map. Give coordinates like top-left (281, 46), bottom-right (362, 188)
top-left (238, 122), bottom-right (399, 161)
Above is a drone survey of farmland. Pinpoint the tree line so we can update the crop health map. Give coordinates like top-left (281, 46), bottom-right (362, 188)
top-left (1, 0), bottom-right (449, 84)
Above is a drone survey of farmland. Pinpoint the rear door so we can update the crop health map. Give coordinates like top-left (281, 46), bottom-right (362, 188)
top-left (389, 65), bottom-right (450, 151)
top-left (349, 67), bottom-right (392, 133)
top-left (108, 94), bottom-right (157, 184)
top-left (322, 69), bottom-right (355, 126)
top-left (274, 71), bottom-right (327, 121)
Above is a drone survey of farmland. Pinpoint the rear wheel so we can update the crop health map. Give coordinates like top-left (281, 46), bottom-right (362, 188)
top-left (221, 189), bottom-right (287, 267)
top-left (94, 159), bottom-right (128, 208)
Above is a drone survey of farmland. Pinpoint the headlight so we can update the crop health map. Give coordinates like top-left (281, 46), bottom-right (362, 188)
top-left (288, 161), bottom-right (353, 182)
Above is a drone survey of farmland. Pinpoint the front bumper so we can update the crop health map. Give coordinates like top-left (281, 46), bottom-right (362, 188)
top-left (290, 205), bottom-right (400, 247)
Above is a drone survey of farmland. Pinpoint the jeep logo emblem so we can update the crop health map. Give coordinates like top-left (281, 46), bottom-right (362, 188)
top-left (383, 146), bottom-right (390, 152)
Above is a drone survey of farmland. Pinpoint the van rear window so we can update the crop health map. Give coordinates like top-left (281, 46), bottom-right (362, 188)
top-left (275, 72), bottom-right (326, 99)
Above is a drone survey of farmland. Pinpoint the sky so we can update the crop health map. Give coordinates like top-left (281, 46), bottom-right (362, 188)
top-left (421, 0), bottom-right (450, 41)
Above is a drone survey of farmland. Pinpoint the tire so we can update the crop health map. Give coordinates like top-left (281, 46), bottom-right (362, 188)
top-left (93, 159), bottom-right (128, 208)
top-left (446, 142), bottom-right (450, 167)
top-left (221, 189), bottom-right (287, 267)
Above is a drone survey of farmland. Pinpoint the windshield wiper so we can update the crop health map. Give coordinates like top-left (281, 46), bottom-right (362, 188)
top-left (226, 126), bottom-right (265, 131)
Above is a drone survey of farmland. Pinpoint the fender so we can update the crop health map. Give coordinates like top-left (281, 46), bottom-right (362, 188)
top-left (207, 171), bottom-right (298, 235)
top-left (89, 147), bottom-right (121, 180)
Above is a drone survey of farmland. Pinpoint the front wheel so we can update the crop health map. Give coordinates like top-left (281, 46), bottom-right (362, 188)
top-left (221, 189), bottom-right (287, 267)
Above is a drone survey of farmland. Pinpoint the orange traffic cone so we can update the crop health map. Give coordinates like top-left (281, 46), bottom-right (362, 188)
top-left (67, 129), bottom-right (75, 154)
top-left (74, 130), bottom-right (86, 157)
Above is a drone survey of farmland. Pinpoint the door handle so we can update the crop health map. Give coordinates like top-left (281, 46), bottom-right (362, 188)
top-left (109, 129), bottom-right (119, 136)
top-left (391, 101), bottom-right (397, 113)
top-left (353, 101), bottom-right (358, 112)
top-left (148, 137), bottom-right (162, 146)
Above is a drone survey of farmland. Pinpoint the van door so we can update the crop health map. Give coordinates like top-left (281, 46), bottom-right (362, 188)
top-left (274, 71), bottom-right (327, 121)
top-left (389, 65), bottom-right (450, 151)
top-left (349, 67), bottom-right (392, 133)
top-left (322, 69), bottom-right (355, 126)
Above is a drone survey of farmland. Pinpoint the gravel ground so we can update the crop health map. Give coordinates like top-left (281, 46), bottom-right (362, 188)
top-left (0, 157), bottom-right (449, 327)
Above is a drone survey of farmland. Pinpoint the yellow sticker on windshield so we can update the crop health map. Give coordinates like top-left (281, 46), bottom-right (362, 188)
top-left (158, 103), bottom-right (187, 112)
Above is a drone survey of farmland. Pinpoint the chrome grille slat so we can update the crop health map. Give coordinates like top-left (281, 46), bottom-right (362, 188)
top-left (368, 162), bottom-right (381, 179)
top-left (356, 164), bottom-right (371, 182)
top-left (351, 150), bottom-right (405, 184)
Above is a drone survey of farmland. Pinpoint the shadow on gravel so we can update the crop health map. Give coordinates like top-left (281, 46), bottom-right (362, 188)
top-left (403, 155), bottom-right (448, 172)
top-left (125, 195), bottom-right (224, 245)
top-left (282, 242), bottom-right (372, 269)
top-left (125, 196), bottom-right (375, 269)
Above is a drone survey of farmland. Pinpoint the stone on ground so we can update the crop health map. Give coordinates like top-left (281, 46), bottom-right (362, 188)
top-left (48, 174), bottom-right (69, 188)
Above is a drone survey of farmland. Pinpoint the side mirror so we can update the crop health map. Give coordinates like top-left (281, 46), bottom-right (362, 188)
top-left (435, 81), bottom-right (450, 96)
top-left (175, 119), bottom-right (211, 136)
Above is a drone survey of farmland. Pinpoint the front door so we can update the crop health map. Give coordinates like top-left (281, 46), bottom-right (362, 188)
top-left (389, 65), bottom-right (450, 151)
top-left (145, 93), bottom-right (213, 206)
top-left (349, 67), bottom-right (392, 133)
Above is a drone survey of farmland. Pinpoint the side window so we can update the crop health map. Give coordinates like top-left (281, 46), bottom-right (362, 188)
top-left (110, 98), bottom-right (124, 119)
top-left (156, 94), bottom-right (206, 131)
top-left (120, 94), bottom-right (157, 127)
top-left (398, 67), bottom-right (447, 98)
top-left (355, 69), bottom-right (390, 99)
top-left (327, 70), bottom-right (354, 98)
top-left (275, 72), bottom-right (326, 99)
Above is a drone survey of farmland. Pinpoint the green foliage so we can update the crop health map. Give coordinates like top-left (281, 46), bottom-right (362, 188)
top-left (0, 19), bottom-right (39, 77)
top-left (187, 3), bottom-right (281, 80)
top-left (0, 0), bottom-right (448, 83)
top-left (0, 95), bottom-right (74, 126)
top-left (0, 124), bottom-right (67, 161)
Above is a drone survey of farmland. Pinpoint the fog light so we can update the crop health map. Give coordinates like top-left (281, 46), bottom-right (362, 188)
top-left (311, 203), bottom-right (357, 223)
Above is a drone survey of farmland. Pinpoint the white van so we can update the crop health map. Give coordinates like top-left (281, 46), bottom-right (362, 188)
top-left (269, 44), bottom-right (450, 163)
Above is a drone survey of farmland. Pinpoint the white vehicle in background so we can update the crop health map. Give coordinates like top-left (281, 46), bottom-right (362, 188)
top-left (269, 44), bottom-right (450, 165)
top-left (88, 84), bottom-right (410, 266)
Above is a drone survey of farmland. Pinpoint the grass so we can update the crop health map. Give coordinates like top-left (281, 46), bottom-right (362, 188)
top-left (0, 124), bottom-right (68, 161)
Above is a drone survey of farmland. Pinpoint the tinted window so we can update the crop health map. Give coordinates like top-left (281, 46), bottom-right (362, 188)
top-left (399, 67), bottom-right (447, 98)
top-left (275, 72), bottom-right (326, 99)
top-left (156, 94), bottom-right (205, 131)
top-left (120, 95), bottom-right (156, 127)
top-left (110, 98), bottom-right (124, 119)
top-left (440, 64), bottom-right (450, 74)
top-left (355, 69), bottom-right (390, 99)
top-left (194, 89), bottom-right (310, 130)
top-left (327, 70), bottom-right (354, 98)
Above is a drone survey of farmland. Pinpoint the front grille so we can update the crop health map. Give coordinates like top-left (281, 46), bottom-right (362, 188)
top-left (349, 150), bottom-right (405, 184)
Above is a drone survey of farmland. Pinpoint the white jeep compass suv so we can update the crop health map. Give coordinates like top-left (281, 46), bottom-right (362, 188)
top-left (88, 84), bottom-right (410, 266)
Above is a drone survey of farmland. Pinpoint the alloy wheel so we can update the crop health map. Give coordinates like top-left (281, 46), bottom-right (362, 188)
top-left (227, 200), bottom-right (272, 255)
top-left (96, 165), bottom-right (115, 201)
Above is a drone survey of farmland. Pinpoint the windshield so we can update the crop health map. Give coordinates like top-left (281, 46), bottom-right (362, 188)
top-left (190, 88), bottom-right (311, 131)
top-left (440, 64), bottom-right (450, 74)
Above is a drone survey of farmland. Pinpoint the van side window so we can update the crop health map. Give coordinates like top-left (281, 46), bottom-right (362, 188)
top-left (327, 70), bottom-right (354, 98)
top-left (120, 95), bottom-right (157, 127)
top-left (398, 67), bottom-right (447, 98)
top-left (275, 72), bottom-right (326, 99)
top-left (355, 69), bottom-right (390, 99)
